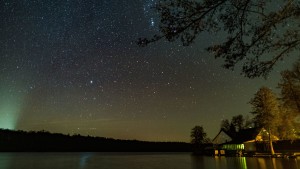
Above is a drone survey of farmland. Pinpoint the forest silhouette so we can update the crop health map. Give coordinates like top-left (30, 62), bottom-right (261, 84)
top-left (0, 128), bottom-right (192, 152)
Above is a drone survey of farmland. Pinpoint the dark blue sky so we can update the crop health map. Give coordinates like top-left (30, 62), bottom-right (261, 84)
top-left (0, 0), bottom-right (297, 141)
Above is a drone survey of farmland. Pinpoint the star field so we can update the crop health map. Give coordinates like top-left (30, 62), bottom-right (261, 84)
top-left (0, 0), bottom-right (298, 142)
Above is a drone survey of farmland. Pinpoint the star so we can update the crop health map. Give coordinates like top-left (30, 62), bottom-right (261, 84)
top-left (0, 0), bottom-right (295, 142)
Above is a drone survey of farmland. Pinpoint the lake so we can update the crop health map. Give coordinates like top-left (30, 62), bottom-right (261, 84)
top-left (0, 152), bottom-right (299, 169)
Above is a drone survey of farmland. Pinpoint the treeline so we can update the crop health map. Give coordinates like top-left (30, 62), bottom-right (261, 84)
top-left (0, 129), bottom-right (191, 152)
top-left (189, 61), bottom-right (300, 155)
top-left (221, 61), bottom-right (300, 140)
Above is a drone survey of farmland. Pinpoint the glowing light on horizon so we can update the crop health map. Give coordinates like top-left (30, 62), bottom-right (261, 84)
top-left (0, 90), bottom-right (24, 130)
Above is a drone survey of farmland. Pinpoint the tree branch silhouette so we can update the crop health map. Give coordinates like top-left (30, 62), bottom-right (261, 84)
top-left (138, 0), bottom-right (300, 78)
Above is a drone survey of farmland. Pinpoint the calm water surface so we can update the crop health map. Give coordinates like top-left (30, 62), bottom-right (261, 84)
top-left (0, 152), bottom-right (299, 169)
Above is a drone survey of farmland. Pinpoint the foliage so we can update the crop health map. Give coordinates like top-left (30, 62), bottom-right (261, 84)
top-left (216, 62), bottom-right (300, 140)
top-left (231, 115), bottom-right (245, 132)
top-left (220, 119), bottom-right (231, 131)
top-left (277, 107), bottom-right (297, 139)
top-left (244, 115), bottom-right (254, 128)
top-left (191, 125), bottom-right (208, 145)
top-left (138, 0), bottom-right (300, 78)
top-left (278, 61), bottom-right (300, 139)
top-left (249, 87), bottom-right (281, 134)
top-left (279, 61), bottom-right (300, 114)
top-left (221, 114), bottom-right (246, 133)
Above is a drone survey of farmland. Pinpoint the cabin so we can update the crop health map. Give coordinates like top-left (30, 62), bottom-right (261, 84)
top-left (211, 128), bottom-right (237, 156)
top-left (212, 128), bottom-right (279, 156)
top-left (239, 128), bottom-right (279, 154)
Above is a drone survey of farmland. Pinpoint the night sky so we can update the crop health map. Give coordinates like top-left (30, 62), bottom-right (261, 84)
top-left (0, 0), bottom-right (298, 142)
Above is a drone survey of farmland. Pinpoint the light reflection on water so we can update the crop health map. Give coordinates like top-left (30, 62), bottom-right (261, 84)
top-left (0, 152), bottom-right (299, 169)
top-left (79, 153), bottom-right (93, 169)
top-left (191, 155), bottom-right (299, 169)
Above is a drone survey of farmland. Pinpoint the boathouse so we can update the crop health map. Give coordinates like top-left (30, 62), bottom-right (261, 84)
top-left (212, 128), bottom-right (280, 155)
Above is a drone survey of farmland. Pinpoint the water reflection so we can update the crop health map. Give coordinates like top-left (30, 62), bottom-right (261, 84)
top-left (255, 157), bottom-right (300, 169)
top-left (215, 157), bottom-right (247, 169)
top-left (0, 153), bottom-right (12, 169)
top-left (79, 153), bottom-right (93, 169)
top-left (191, 156), bottom-right (206, 169)
top-left (214, 156), bottom-right (227, 169)
top-left (272, 158), bottom-right (278, 169)
top-left (237, 157), bottom-right (247, 169)
top-left (279, 158), bottom-right (299, 169)
top-left (257, 158), bottom-right (268, 168)
top-left (0, 153), bottom-right (299, 169)
top-left (191, 156), bottom-right (300, 169)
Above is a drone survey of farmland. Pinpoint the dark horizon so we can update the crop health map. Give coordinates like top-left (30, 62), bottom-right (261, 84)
top-left (0, 127), bottom-right (191, 143)
top-left (0, 128), bottom-right (193, 152)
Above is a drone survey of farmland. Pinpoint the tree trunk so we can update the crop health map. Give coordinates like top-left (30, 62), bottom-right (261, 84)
top-left (269, 128), bottom-right (275, 156)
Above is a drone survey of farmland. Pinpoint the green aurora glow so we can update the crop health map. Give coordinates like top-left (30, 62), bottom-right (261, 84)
top-left (0, 87), bottom-right (24, 130)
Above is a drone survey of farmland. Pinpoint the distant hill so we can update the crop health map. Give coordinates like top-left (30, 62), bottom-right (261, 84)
top-left (0, 129), bottom-right (192, 152)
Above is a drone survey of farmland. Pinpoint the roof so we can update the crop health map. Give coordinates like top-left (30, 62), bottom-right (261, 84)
top-left (229, 128), bottom-right (261, 143)
top-left (213, 127), bottom-right (279, 145)
top-left (212, 128), bottom-right (234, 145)
top-left (228, 128), bottom-right (279, 144)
